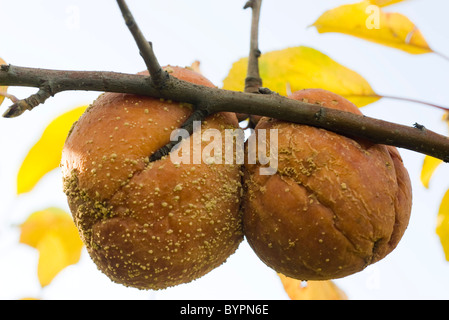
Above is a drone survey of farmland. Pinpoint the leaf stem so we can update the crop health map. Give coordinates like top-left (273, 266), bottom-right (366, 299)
top-left (0, 91), bottom-right (19, 103)
top-left (377, 94), bottom-right (449, 112)
top-left (434, 51), bottom-right (449, 64)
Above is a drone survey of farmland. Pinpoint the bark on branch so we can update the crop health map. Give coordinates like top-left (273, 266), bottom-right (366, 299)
top-left (1, 64), bottom-right (449, 162)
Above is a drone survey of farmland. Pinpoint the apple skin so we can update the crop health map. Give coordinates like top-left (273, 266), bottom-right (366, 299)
top-left (61, 66), bottom-right (244, 290)
top-left (242, 88), bottom-right (412, 280)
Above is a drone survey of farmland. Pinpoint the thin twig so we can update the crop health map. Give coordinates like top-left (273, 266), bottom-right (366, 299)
top-left (244, 0), bottom-right (263, 94)
top-left (1, 64), bottom-right (449, 162)
top-left (238, 0), bottom-right (264, 125)
top-left (149, 109), bottom-right (212, 162)
top-left (116, 0), bottom-right (167, 88)
top-left (376, 94), bottom-right (449, 112)
top-left (117, 0), bottom-right (207, 162)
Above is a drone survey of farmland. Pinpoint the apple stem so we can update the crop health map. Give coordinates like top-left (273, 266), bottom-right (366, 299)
top-left (1, 64), bottom-right (449, 162)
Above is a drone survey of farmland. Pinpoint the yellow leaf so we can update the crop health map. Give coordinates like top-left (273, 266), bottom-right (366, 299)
top-left (0, 57), bottom-right (8, 106)
top-left (17, 106), bottom-right (87, 195)
top-left (369, 0), bottom-right (407, 7)
top-left (37, 233), bottom-right (68, 287)
top-left (312, 1), bottom-right (433, 54)
top-left (437, 189), bottom-right (449, 262)
top-left (278, 274), bottom-right (347, 300)
top-left (443, 112), bottom-right (449, 131)
top-left (421, 156), bottom-right (443, 189)
top-left (222, 46), bottom-right (379, 108)
top-left (20, 208), bottom-right (84, 287)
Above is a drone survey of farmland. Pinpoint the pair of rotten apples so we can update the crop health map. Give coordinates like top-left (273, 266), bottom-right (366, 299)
top-left (61, 66), bottom-right (412, 290)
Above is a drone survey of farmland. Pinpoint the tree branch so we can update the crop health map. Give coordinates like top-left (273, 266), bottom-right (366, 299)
top-left (1, 64), bottom-right (449, 162)
top-left (116, 0), bottom-right (167, 88)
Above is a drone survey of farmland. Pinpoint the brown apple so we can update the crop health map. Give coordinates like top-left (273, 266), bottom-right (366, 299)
top-left (61, 66), bottom-right (244, 290)
top-left (242, 88), bottom-right (412, 280)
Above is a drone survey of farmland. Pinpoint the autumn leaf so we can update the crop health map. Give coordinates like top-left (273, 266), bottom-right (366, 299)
top-left (443, 112), bottom-right (449, 132)
top-left (437, 189), bottom-right (449, 262)
top-left (420, 156), bottom-right (443, 189)
top-left (17, 106), bottom-right (87, 195)
top-left (312, 1), bottom-right (432, 55)
top-left (421, 113), bottom-right (449, 189)
top-left (222, 46), bottom-right (379, 108)
top-left (278, 274), bottom-right (347, 300)
top-left (20, 207), bottom-right (84, 287)
top-left (369, 0), bottom-right (407, 7)
top-left (0, 57), bottom-right (8, 106)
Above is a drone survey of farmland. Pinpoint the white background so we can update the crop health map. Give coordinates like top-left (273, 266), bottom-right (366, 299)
top-left (0, 0), bottom-right (449, 300)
